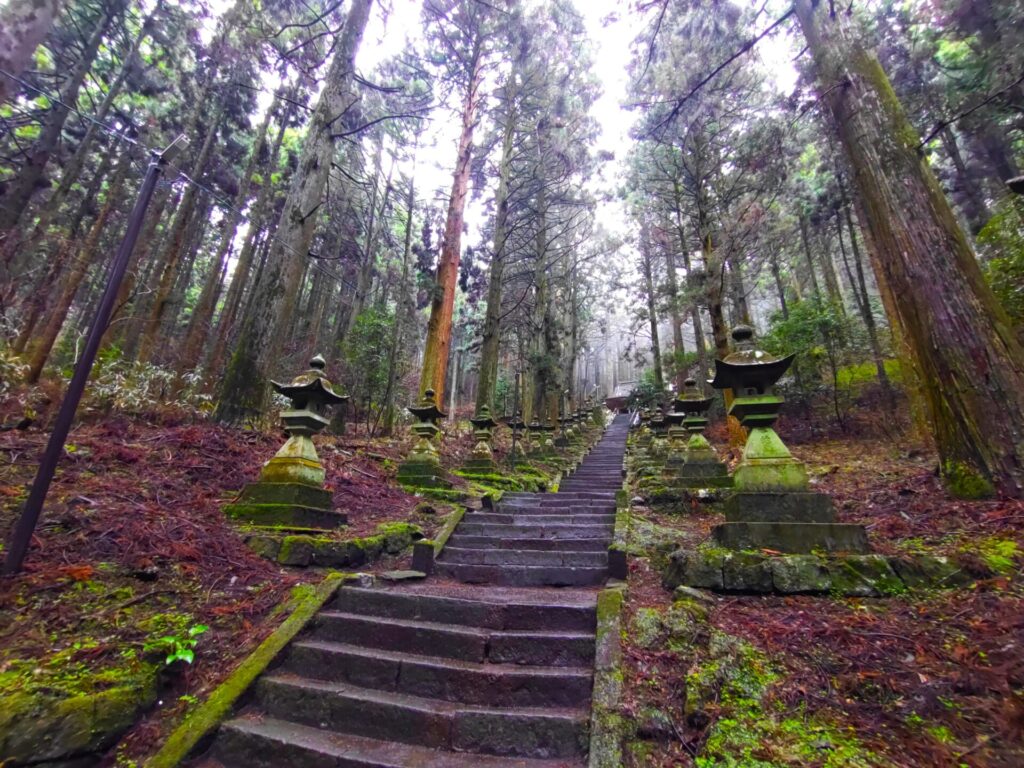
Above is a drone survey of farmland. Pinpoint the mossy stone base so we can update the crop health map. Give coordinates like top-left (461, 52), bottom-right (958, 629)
top-left (723, 491), bottom-right (836, 523)
top-left (663, 548), bottom-right (959, 596)
top-left (712, 521), bottom-right (869, 554)
top-left (225, 502), bottom-right (347, 530)
top-left (460, 457), bottom-right (499, 475)
top-left (396, 458), bottom-right (451, 489)
top-left (225, 482), bottom-right (345, 529)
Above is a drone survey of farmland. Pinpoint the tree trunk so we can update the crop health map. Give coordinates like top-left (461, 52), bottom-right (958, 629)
top-left (939, 126), bottom-right (990, 235)
top-left (383, 155), bottom-right (418, 435)
top-left (216, 0), bottom-right (373, 424)
top-left (476, 84), bottom-right (517, 414)
top-left (664, 244), bottom-right (686, 388)
top-left (137, 101), bottom-right (225, 363)
top-left (798, 214), bottom-right (823, 300)
top-left (0, 0), bottom-right (63, 104)
top-left (12, 143), bottom-right (115, 352)
top-left (177, 93), bottom-right (277, 374)
top-left (0, 2), bottom-right (116, 238)
top-left (25, 146), bottom-right (134, 381)
top-left (640, 221), bottom-right (664, 392)
top-left (419, 37), bottom-right (484, 402)
top-left (795, 0), bottom-right (1024, 496)
top-left (205, 104), bottom-right (292, 378)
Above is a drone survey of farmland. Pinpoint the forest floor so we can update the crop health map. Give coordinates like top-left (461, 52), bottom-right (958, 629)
top-left (621, 427), bottom-right (1024, 767)
top-left (0, 402), bottom-right (448, 766)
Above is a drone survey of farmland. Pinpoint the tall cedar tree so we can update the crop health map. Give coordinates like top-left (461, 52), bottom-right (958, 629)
top-left (216, 0), bottom-right (374, 423)
top-left (794, 0), bottom-right (1024, 496)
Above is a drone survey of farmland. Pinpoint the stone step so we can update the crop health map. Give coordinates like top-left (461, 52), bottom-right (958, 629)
top-left (329, 587), bottom-right (595, 632)
top-left (456, 523), bottom-right (614, 538)
top-left (495, 505), bottom-right (615, 516)
top-left (284, 640), bottom-right (593, 707)
top-left (500, 497), bottom-right (615, 507)
top-left (435, 562), bottom-right (608, 588)
top-left (312, 611), bottom-right (596, 665)
top-left (213, 716), bottom-right (583, 767)
top-left (253, 675), bottom-right (590, 759)
top-left (502, 491), bottom-right (614, 501)
top-left (441, 547), bottom-right (608, 568)
top-left (446, 535), bottom-right (610, 552)
top-left (465, 512), bottom-right (615, 526)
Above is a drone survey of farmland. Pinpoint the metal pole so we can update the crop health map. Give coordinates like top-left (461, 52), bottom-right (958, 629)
top-left (3, 139), bottom-right (184, 574)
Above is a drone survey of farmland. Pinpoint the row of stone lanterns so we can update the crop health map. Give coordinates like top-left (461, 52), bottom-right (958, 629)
top-left (633, 325), bottom-right (868, 556)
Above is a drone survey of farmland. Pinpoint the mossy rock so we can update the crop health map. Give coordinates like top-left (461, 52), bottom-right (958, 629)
top-left (0, 678), bottom-right (156, 764)
top-left (890, 554), bottom-right (972, 589)
top-left (770, 554), bottom-right (831, 594)
top-left (629, 607), bottom-right (665, 649)
top-left (828, 554), bottom-right (905, 597)
top-left (722, 552), bottom-right (773, 593)
top-left (663, 547), bottom-right (725, 590)
top-left (943, 460), bottom-right (995, 500)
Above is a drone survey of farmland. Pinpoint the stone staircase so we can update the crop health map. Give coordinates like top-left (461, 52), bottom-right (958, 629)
top-left (196, 414), bottom-right (629, 767)
top-left (435, 414), bottom-right (629, 587)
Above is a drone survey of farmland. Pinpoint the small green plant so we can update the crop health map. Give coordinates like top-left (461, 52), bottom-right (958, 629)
top-left (145, 624), bottom-right (209, 665)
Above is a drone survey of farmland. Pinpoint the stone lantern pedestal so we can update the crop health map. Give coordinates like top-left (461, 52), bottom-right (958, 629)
top-left (663, 378), bottom-right (731, 489)
top-left (397, 389), bottom-right (452, 489)
top-left (225, 355), bottom-right (349, 529)
top-left (461, 405), bottom-right (499, 475)
top-left (710, 327), bottom-right (868, 554)
top-left (508, 414), bottom-right (528, 459)
top-left (527, 419), bottom-right (549, 458)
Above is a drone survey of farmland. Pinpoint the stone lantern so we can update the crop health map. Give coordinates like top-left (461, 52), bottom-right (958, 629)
top-left (663, 378), bottom-right (731, 488)
top-left (224, 355), bottom-right (349, 529)
top-left (397, 389), bottom-right (451, 489)
top-left (709, 326), bottom-right (867, 553)
top-left (507, 412), bottom-right (528, 459)
top-left (462, 404), bottom-right (499, 474)
top-left (527, 416), bottom-right (547, 457)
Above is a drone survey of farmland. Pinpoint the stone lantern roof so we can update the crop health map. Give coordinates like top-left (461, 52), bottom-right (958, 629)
top-left (709, 325), bottom-right (795, 396)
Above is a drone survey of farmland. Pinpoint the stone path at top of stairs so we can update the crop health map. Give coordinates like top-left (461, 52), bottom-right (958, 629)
top-left (195, 414), bottom-right (630, 768)
top-left (435, 413), bottom-right (629, 588)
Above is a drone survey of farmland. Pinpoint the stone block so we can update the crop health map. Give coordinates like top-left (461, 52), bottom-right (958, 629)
top-left (770, 555), bottom-right (831, 593)
top-left (277, 535), bottom-right (317, 566)
top-left (723, 491), bottom-right (836, 523)
top-left (396, 459), bottom-right (451, 489)
top-left (712, 521), bottom-right (869, 554)
top-left (828, 554), bottom-right (904, 596)
top-left (662, 548), bottom-right (724, 590)
top-left (890, 554), bottom-right (972, 589)
top-left (244, 534), bottom-right (282, 561)
top-left (235, 482), bottom-right (332, 508)
top-left (722, 552), bottom-right (772, 593)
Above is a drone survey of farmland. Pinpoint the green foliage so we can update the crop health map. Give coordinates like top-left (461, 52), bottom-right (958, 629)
top-left (57, 346), bottom-right (213, 416)
top-left (0, 342), bottom-right (28, 395)
top-left (143, 624), bottom-right (208, 666)
top-left (978, 199), bottom-right (1024, 326)
top-left (835, 359), bottom-right (901, 389)
top-left (628, 368), bottom-right (667, 410)
top-left (340, 307), bottom-right (397, 428)
top-left (763, 298), bottom-right (848, 370)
